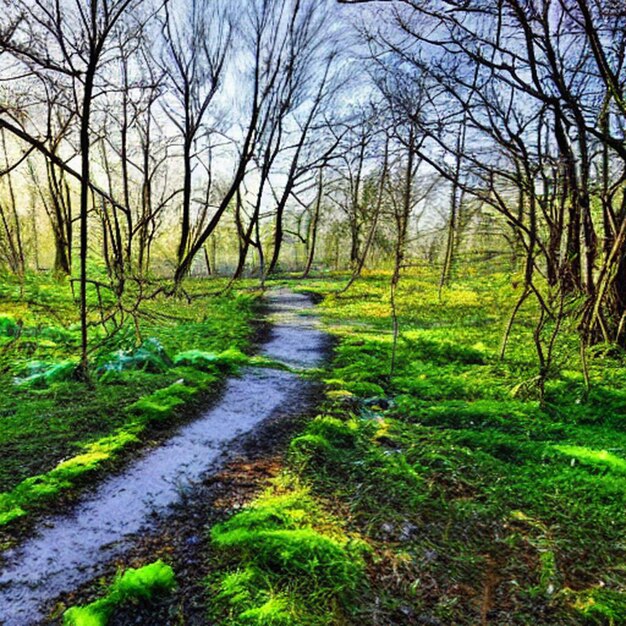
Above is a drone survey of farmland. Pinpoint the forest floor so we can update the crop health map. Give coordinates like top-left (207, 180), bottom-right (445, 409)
top-left (2, 270), bottom-right (626, 625)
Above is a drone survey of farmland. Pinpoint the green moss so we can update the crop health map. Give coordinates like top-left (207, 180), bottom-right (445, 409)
top-left (554, 446), bottom-right (626, 475)
top-left (290, 415), bottom-right (423, 512)
top-left (174, 347), bottom-right (249, 372)
top-left (213, 527), bottom-right (360, 587)
top-left (402, 335), bottom-right (486, 365)
top-left (239, 596), bottom-right (296, 625)
top-left (209, 484), bottom-right (366, 625)
top-left (344, 381), bottom-right (385, 396)
top-left (64, 601), bottom-right (110, 626)
top-left (127, 382), bottom-right (197, 423)
top-left (84, 430), bottom-right (141, 455)
top-left (394, 397), bottom-right (541, 432)
top-left (113, 559), bottom-right (177, 600)
top-left (0, 503), bottom-right (26, 525)
top-left (171, 365), bottom-right (220, 389)
top-left (0, 427), bottom-right (143, 526)
top-left (539, 550), bottom-right (558, 594)
top-left (63, 560), bottom-right (176, 626)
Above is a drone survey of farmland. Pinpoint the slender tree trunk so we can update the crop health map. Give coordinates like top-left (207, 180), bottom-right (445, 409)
top-left (391, 129), bottom-right (415, 377)
top-left (341, 139), bottom-right (389, 293)
top-left (203, 245), bottom-right (212, 275)
top-left (302, 170), bottom-right (324, 278)
top-left (438, 124), bottom-right (465, 299)
top-left (178, 131), bottom-right (193, 267)
top-left (79, 62), bottom-right (96, 378)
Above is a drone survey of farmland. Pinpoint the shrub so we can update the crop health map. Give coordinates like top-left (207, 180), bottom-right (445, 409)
top-left (98, 338), bottom-right (173, 376)
top-left (14, 360), bottom-right (78, 388)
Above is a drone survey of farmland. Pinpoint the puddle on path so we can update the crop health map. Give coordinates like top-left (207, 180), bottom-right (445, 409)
top-left (0, 289), bottom-right (327, 626)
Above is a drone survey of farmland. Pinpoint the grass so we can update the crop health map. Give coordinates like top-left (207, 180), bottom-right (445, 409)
top-left (0, 272), bottom-right (259, 526)
top-left (218, 268), bottom-right (626, 625)
top-left (207, 479), bottom-right (368, 625)
top-left (6, 267), bottom-right (626, 624)
top-left (63, 560), bottom-right (176, 626)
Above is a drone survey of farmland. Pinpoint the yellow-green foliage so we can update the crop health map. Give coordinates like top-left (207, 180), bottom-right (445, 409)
top-left (0, 274), bottom-right (258, 527)
top-left (554, 446), bottom-right (626, 475)
top-left (239, 596), bottom-right (296, 625)
top-left (63, 560), bottom-right (176, 626)
top-left (113, 560), bottom-right (176, 600)
top-left (0, 366), bottom-right (228, 527)
top-left (0, 428), bottom-right (140, 526)
top-left (290, 415), bottom-right (423, 511)
top-left (569, 587), bottom-right (626, 625)
top-left (284, 271), bottom-right (626, 623)
top-left (0, 497), bottom-right (26, 525)
top-left (98, 338), bottom-right (172, 376)
top-left (209, 485), bottom-right (366, 625)
top-left (0, 314), bottom-right (19, 336)
top-left (14, 359), bottom-right (78, 388)
top-left (174, 347), bottom-right (249, 373)
top-left (127, 381), bottom-right (197, 423)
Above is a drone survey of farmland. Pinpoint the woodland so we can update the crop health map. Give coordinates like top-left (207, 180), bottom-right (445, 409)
top-left (1, 0), bottom-right (626, 624)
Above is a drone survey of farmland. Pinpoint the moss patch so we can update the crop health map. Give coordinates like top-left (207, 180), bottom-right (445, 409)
top-left (208, 482), bottom-right (367, 625)
top-left (63, 560), bottom-right (176, 626)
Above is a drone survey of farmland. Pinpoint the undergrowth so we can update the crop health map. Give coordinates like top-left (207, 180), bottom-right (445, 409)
top-left (0, 273), bottom-right (258, 527)
top-left (268, 270), bottom-right (626, 625)
top-left (207, 479), bottom-right (368, 625)
top-left (7, 269), bottom-right (626, 625)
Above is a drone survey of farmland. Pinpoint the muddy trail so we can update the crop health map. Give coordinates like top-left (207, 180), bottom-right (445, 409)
top-left (0, 289), bottom-right (329, 626)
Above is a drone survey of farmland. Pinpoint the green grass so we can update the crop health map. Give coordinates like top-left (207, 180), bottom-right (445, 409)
top-left (265, 270), bottom-right (626, 624)
top-left (207, 480), bottom-right (368, 625)
top-left (7, 268), bottom-right (626, 624)
top-left (63, 560), bottom-right (176, 626)
top-left (0, 272), bottom-right (258, 525)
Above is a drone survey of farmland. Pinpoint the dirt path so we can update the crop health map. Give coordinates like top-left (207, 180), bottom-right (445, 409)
top-left (0, 289), bottom-right (328, 626)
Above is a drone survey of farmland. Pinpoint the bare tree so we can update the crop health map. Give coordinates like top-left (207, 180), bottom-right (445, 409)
top-left (1, 0), bottom-right (145, 375)
top-left (159, 0), bottom-right (231, 270)
top-left (174, 0), bottom-right (337, 284)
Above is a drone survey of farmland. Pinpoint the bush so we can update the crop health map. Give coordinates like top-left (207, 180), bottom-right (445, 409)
top-left (14, 360), bottom-right (78, 388)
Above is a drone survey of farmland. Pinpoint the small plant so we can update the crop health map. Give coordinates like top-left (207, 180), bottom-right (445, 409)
top-left (98, 338), bottom-right (173, 376)
top-left (14, 359), bottom-right (78, 388)
top-left (568, 587), bottom-right (626, 625)
top-left (0, 315), bottom-right (19, 337)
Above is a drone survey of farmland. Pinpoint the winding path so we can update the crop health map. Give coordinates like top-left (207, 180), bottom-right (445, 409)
top-left (0, 289), bottom-right (327, 626)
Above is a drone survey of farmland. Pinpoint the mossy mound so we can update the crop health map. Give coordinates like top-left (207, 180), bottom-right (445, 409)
top-left (64, 560), bottom-right (176, 626)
